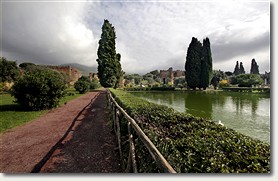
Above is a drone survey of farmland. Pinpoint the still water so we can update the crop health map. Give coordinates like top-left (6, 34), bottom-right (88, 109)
top-left (130, 91), bottom-right (270, 143)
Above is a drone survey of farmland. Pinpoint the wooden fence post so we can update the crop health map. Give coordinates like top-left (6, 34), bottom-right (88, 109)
top-left (108, 90), bottom-right (176, 173)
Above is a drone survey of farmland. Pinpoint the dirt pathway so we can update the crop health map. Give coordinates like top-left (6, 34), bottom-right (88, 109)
top-left (0, 90), bottom-right (121, 173)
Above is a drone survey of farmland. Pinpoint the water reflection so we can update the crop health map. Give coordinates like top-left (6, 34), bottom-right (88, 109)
top-left (184, 91), bottom-right (212, 120)
top-left (130, 91), bottom-right (270, 143)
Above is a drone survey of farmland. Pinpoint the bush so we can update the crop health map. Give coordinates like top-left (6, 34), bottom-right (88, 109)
top-left (74, 79), bottom-right (90, 94)
top-left (0, 57), bottom-right (20, 83)
top-left (230, 74), bottom-right (263, 87)
top-left (219, 79), bottom-right (230, 88)
top-left (90, 78), bottom-right (100, 90)
top-left (109, 89), bottom-right (270, 173)
top-left (11, 68), bottom-right (66, 110)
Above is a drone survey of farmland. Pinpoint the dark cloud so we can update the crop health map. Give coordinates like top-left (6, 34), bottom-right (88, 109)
top-left (1, 1), bottom-right (270, 74)
top-left (211, 31), bottom-right (269, 63)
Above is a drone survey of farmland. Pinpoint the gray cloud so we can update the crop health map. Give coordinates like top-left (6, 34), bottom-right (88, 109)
top-left (2, 2), bottom-right (98, 66)
top-left (1, 0), bottom-right (270, 74)
top-left (211, 31), bottom-right (269, 63)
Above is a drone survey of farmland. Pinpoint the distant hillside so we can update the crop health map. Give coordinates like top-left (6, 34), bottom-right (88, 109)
top-left (60, 63), bottom-right (97, 76)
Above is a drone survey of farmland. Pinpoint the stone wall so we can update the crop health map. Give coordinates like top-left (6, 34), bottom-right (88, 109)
top-left (46, 65), bottom-right (82, 85)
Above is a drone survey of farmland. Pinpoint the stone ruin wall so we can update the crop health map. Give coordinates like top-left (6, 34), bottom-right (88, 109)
top-left (159, 67), bottom-right (185, 85)
top-left (46, 66), bottom-right (82, 85)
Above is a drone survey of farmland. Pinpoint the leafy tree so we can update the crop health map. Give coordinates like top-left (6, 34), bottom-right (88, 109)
top-left (250, 58), bottom-right (259, 74)
top-left (199, 38), bottom-right (213, 90)
top-left (185, 37), bottom-right (213, 90)
top-left (225, 71), bottom-right (233, 77)
top-left (90, 78), bottom-right (100, 90)
top-left (239, 62), bottom-right (245, 74)
top-left (174, 76), bottom-right (186, 89)
top-left (185, 37), bottom-right (202, 90)
top-left (19, 62), bottom-right (35, 69)
top-left (0, 57), bottom-right (20, 82)
top-left (210, 76), bottom-right (220, 90)
top-left (11, 68), bottom-right (66, 110)
top-left (74, 76), bottom-right (91, 94)
top-left (233, 61), bottom-right (240, 75)
top-left (210, 70), bottom-right (225, 90)
top-left (124, 74), bottom-right (142, 85)
top-left (96, 19), bottom-right (123, 88)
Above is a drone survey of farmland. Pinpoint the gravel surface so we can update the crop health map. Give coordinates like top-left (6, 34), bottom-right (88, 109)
top-left (0, 90), bottom-right (121, 173)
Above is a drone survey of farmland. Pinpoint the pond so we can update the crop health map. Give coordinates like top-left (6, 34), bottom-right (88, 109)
top-left (130, 91), bottom-right (270, 144)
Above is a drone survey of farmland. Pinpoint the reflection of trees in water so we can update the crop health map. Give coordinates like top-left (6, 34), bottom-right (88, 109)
top-left (133, 91), bottom-right (268, 122)
top-left (209, 91), bottom-right (227, 108)
top-left (184, 91), bottom-right (212, 120)
top-left (229, 93), bottom-right (262, 116)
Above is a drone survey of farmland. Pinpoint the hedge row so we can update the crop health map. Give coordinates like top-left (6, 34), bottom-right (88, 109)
top-left (109, 89), bottom-right (270, 173)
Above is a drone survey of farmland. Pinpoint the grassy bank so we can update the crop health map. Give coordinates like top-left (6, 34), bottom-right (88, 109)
top-left (110, 89), bottom-right (270, 173)
top-left (0, 88), bottom-right (83, 133)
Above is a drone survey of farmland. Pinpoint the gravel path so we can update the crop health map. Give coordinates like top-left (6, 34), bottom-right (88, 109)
top-left (0, 90), bottom-right (121, 173)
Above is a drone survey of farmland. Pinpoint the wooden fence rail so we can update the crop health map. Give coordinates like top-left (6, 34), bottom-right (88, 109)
top-left (107, 90), bottom-right (176, 173)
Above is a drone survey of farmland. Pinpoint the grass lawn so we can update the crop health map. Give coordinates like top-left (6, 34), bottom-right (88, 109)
top-left (0, 88), bottom-right (83, 133)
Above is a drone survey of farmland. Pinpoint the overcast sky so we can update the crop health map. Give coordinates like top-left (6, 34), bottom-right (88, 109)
top-left (1, 0), bottom-right (270, 74)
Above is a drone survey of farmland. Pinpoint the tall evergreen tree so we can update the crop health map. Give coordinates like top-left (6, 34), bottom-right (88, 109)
top-left (250, 58), bottom-right (259, 74)
top-left (199, 37), bottom-right (213, 90)
top-left (233, 61), bottom-right (240, 75)
top-left (96, 19), bottom-right (122, 88)
top-left (239, 62), bottom-right (245, 74)
top-left (185, 37), bottom-right (202, 90)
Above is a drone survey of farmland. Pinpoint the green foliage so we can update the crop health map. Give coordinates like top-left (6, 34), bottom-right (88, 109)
top-left (173, 76), bottom-right (186, 89)
top-left (239, 62), bottom-right (245, 74)
top-left (233, 61), bottom-right (240, 75)
top-left (74, 76), bottom-right (100, 93)
top-left (124, 74), bottom-right (142, 85)
top-left (11, 68), bottom-right (66, 110)
top-left (74, 76), bottom-right (91, 94)
top-left (110, 89), bottom-right (270, 173)
top-left (1, 88), bottom-right (82, 133)
top-left (230, 74), bottom-right (263, 87)
top-left (233, 61), bottom-right (245, 75)
top-left (185, 37), bottom-right (202, 90)
top-left (0, 57), bottom-right (20, 83)
top-left (211, 70), bottom-right (226, 89)
top-left (185, 37), bottom-right (212, 90)
top-left (250, 58), bottom-right (259, 74)
top-left (19, 62), bottom-right (36, 69)
top-left (97, 19), bottom-right (123, 88)
top-left (200, 38), bottom-right (213, 90)
top-left (90, 78), bottom-right (101, 90)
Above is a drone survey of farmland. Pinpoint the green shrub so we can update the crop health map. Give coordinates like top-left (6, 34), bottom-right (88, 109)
top-left (90, 78), bottom-right (100, 90)
top-left (11, 68), bottom-right (66, 110)
top-left (74, 79), bottom-right (90, 94)
top-left (230, 74), bottom-right (263, 87)
top-left (110, 89), bottom-right (270, 173)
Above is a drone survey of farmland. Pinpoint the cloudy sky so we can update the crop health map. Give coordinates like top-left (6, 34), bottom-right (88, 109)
top-left (1, 0), bottom-right (270, 74)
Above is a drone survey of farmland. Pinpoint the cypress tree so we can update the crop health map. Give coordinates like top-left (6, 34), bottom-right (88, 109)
top-left (233, 61), bottom-right (240, 75)
top-left (185, 37), bottom-right (202, 90)
top-left (239, 62), bottom-right (245, 74)
top-left (199, 37), bottom-right (213, 90)
top-left (96, 19), bottom-right (122, 88)
top-left (250, 58), bottom-right (259, 74)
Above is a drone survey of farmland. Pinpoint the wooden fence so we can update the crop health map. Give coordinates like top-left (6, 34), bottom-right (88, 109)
top-left (107, 90), bottom-right (176, 173)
